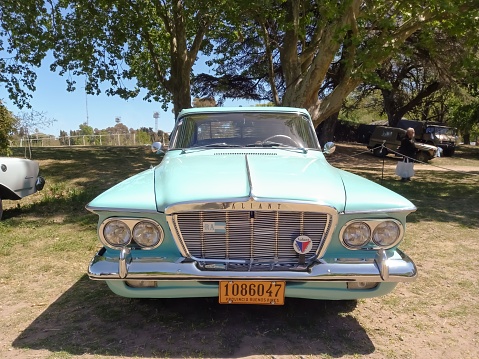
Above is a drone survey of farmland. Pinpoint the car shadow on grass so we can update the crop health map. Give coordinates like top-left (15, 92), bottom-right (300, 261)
top-left (13, 275), bottom-right (375, 358)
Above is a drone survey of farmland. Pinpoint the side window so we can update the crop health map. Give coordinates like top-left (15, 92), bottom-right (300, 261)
top-left (381, 130), bottom-right (393, 138)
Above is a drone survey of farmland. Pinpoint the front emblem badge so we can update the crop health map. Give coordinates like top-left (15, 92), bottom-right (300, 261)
top-left (203, 222), bottom-right (226, 234)
top-left (293, 235), bottom-right (313, 254)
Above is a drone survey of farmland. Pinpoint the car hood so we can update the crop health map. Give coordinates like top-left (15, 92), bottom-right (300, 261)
top-left (154, 150), bottom-right (346, 212)
top-left (155, 150), bottom-right (414, 214)
top-left (87, 150), bottom-right (415, 216)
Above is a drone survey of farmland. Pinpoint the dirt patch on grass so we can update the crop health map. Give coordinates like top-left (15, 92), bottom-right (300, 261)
top-left (1, 144), bottom-right (478, 359)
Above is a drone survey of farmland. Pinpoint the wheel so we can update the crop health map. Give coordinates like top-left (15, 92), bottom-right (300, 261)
top-left (262, 134), bottom-right (300, 147)
top-left (443, 147), bottom-right (455, 157)
top-left (372, 146), bottom-right (388, 157)
top-left (0, 199), bottom-right (3, 220)
top-left (415, 151), bottom-right (429, 163)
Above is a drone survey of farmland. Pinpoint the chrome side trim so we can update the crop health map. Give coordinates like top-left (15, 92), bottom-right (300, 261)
top-left (85, 205), bottom-right (160, 214)
top-left (88, 249), bottom-right (417, 283)
top-left (344, 206), bottom-right (417, 215)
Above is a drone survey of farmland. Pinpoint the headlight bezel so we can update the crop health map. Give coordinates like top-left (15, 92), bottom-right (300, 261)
top-left (371, 220), bottom-right (402, 247)
top-left (340, 219), bottom-right (404, 250)
top-left (99, 218), bottom-right (164, 250)
top-left (132, 221), bottom-right (164, 249)
top-left (340, 221), bottom-right (371, 249)
top-left (101, 219), bottom-right (132, 248)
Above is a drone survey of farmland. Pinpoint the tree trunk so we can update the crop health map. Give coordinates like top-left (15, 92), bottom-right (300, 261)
top-left (382, 88), bottom-right (396, 126)
top-left (463, 132), bottom-right (470, 145)
top-left (310, 78), bottom-right (361, 128)
top-left (170, 1), bottom-right (191, 118)
top-left (316, 112), bottom-right (339, 147)
top-left (171, 56), bottom-right (192, 118)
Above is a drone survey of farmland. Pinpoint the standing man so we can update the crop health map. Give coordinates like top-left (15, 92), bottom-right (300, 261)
top-left (396, 127), bottom-right (417, 181)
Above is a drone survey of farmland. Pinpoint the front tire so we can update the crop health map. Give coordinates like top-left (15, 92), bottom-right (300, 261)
top-left (415, 151), bottom-right (429, 163)
top-left (443, 147), bottom-right (455, 157)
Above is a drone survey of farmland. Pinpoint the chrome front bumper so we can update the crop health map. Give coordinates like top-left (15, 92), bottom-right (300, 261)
top-left (88, 248), bottom-right (417, 283)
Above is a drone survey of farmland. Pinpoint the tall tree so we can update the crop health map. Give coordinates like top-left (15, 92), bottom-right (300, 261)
top-left (1, 0), bottom-right (224, 117)
top-left (374, 26), bottom-right (479, 127)
top-left (194, 0), bottom-right (479, 130)
top-left (0, 101), bottom-right (16, 154)
top-left (0, 1), bottom-right (52, 108)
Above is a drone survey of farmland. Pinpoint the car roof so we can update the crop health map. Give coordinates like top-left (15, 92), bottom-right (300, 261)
top-left (178, 106), bottom-right (310, 118)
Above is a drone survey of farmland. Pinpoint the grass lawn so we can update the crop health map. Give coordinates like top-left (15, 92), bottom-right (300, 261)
top-left (1, 144), bottom-right (478, 359)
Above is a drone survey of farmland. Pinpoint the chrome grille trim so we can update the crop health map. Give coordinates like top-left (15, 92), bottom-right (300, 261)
top-left (166, 202), bottom-right (338, 271)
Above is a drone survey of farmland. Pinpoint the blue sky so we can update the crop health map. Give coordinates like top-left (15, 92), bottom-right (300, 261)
top-left (0, 57), bottom-right (256, 137)
top-left (0, 66), bottom-right (176, 136)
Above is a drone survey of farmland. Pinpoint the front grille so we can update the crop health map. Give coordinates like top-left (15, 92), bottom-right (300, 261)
top-left (172, 211), bottom-right (332, 270)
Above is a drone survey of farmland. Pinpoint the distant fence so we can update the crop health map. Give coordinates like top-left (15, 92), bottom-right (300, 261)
top-left (10, 133), bottom-right (169, 147)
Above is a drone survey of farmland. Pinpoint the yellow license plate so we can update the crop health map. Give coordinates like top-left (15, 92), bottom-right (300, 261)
top-left (219, 280), bottom-right (285, 305)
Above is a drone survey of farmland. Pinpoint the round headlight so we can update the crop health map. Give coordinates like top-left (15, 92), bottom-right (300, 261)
top-left (372, 221), bottom-right (401, 247)
top-left (342, 222), bottom-right (371, 248)
top-left (103, 220), bottom-right (131, 247)
top-left (132, 221), bottom-right (163, 248)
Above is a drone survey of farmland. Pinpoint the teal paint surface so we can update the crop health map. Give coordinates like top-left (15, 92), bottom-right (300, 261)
top-left (154, 150), bottom-right (347, 212)
top-left (106, 280), bottom-right (398, 300)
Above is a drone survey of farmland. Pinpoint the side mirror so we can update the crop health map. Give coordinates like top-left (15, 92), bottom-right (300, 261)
top-left (323, 142), bottom-right (336, 155)
top-left (151, 142), bottom-right (164, 154)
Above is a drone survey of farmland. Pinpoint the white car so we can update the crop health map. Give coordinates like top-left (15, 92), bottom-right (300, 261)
top-left (0, 157), bottom-right (45, 219)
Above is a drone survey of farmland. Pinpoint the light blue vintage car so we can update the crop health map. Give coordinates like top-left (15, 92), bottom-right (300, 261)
top-left (87, 107), bottom-right (417, 304)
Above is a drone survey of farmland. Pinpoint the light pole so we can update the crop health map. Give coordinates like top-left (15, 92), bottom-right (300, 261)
top-left (153, 112), bottom-right (159, 133)
top-left (84, 79), bottom-right (89, 125)
top-left (85, 90), bottom-right (89, 125)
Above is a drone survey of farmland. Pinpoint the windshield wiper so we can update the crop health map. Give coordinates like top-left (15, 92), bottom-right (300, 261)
top-left (246, 141), bottom-right (308, 153)
top-left (202, 143), bottom-right (241, 148)
top-left (181, 143), bottom-right (241, 154)
top-left (246, 141), bottom-right (288, 147)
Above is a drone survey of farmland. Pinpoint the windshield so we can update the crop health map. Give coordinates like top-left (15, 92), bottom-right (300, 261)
top-left (427, 126), bottom-right (456, 136)
top-left (170, 112), bottom-right (320, 150)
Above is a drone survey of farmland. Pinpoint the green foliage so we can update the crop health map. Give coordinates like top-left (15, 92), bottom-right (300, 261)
top-left (136, 129), bottom-right (151, 145)
top-left (0, 1), bottom-right (53, 108)
top-left (78, 122), bottom-right (94, 136)
top-left (449, 100), bottom-right (479, 141)
top-left (341, 90), bottom-right (386, 124)
top-left (2, 0), bottom-right (479, 128)
top-left (196, 0), bottom-right (479, 127)
top-left (1, 0), bottom-right (225, 116)
top-left (0, 101), bottom-right (16, 155)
